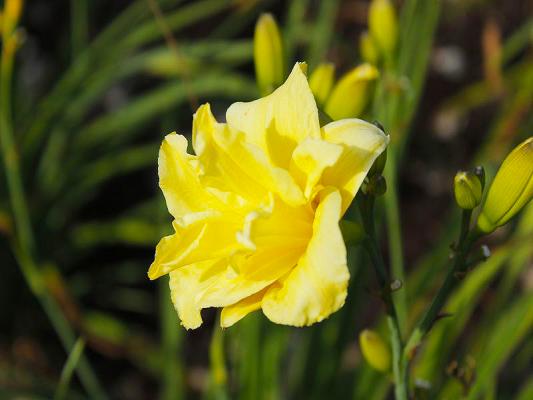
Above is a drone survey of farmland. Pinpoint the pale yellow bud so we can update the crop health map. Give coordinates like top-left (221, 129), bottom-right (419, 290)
top-left (360, 31), bottom-right (379, 65)
top-left (454, 171), bottom-right (482, 210)
top-left (369, 0), bottom-right (398, 58)
top-left (478, 137), bottom-right (533, 233)
top-left (309, 62), bottom-right (335, 106)
top-left (324, 63), bottom-right (379, 120)
top-left (359, 329), bottom-right (391, 372)
top-left (254, 13), bottom-right (285, 96)
top-left (2, 0), bottom-right (23, 37)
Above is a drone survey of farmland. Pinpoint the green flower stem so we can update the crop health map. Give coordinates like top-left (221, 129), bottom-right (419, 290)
top-left (160, 280), bottom-right (184, 400)
top-left (0, 34), bottom-right (106, 399)
top-left (359, 195), bottom-right (408, 400)
top-left (209, 316), bottom-right (229, 400)
top-left (403, 210), bottom-right (477, 361)
top-left (54, 338), bottom-right (86, 400)
top-left (1, 38), bottom-right (35, 256)
top-left (384, 148), bottom-right (407, 331)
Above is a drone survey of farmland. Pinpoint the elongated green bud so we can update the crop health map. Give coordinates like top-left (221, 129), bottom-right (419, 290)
top-left (454, 171), bottom-right (483, 210)
top-left (368, 0), bottom-right (398, 58)
top-left (324, 63), bottom-right (379, 120)
top-left (254, 13), bottom-right (285, 96)
top-left (309, 62), bottom-right (335, 106)
top-left (360, 31), bottom-right (379, 65)
top-left (478, 137), bottom-right (533, 233)
top-left (359, 329), bottom-right (391, 372)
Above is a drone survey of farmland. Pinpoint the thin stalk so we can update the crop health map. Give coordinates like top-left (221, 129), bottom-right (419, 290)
top-left (208, 317), bottom-right (229, 400)
top-left (70, 0), bottom-right (89, 61)
top-left (159, 280), bottom-right (184, 400)
top-left (383, 148), bottom-right (407, 332)
top-left (0, 30), bottom-right (106, 400)
top-left (239, 314), bottom-right (261, 400)
top-left (404, 210), bottom-right (476, 360)
top-left (359, 195), bottom-right (408, 400)
top-left (54, 338), bottom-right (86, 400)
top-left (1, 37), bottom-right (35, 255)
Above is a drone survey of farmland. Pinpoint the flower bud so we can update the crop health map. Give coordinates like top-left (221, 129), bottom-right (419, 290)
top-left (477, 137), bottom-right (533, 233)
top-left (359, 31), bottom-right (379, 65)
top-left (2, 0), bottom-right (23, 37)
top-left (359, 329), bottom-right (391, 372)
top-left (454, 171), bottom-right (483, 210)
top-left (473, 165), bottom-right (486, 190)
top-left (254, 13), bottom-right (285, 96)
top-left (309, 62), bottom-right (335, 107)
top-left (368, 0), bottom-right (398, 58)
top-left (324, 63), bottom-right (379, 120)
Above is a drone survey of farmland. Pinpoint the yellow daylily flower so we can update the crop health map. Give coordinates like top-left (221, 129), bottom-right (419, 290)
top-left (149, 63), bottom-right (389, 329)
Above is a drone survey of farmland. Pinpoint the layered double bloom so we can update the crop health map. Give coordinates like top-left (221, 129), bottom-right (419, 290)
top-left (148, 63), bottom-right (389, 329)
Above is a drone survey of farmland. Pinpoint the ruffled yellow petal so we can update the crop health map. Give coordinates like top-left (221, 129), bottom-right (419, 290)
top-left (261, 188), bottom-right (349, 326)
top-left (321, 119), bottom-right (389, 213)
top-left (169, 244), bottom-right (302, 329)
top-left (193, 104), bottom-right (270, 205)
top-left (169, 259), bottom-right (227, 329)
top-left (235, 244), bottom-right (304, 282)
top-left (192, 103), bottom-right (305, 207)
top-left (290, 137), bottom-right (343, 199)
top-left (215, 128), bottom-right (306, 206)
top-left (158, 133), bottom-right (222, 218)
top-left (167, 198), bottom-right (311, 328)
top-left (226, 63), bottom-right (320, 169)
top-left (148, 216), bottom-right (247, 280)
top-left (220, 287), bottom-right (269, 328)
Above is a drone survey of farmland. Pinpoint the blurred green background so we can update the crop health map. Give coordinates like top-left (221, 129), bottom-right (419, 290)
top-left (0, 0), bottom-right (532, 399)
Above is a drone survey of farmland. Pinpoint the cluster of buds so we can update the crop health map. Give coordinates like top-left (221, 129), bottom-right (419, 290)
top-left (253, 13), bottom-right (379, 120)
top-left (360, 0), bottom-right (399, 65)
top-left (307, 62), bottom-right (379, 120)
top-left (477, 137), bottom-right (533, 233)
top-left (453, 137), bottom-right (533, 233)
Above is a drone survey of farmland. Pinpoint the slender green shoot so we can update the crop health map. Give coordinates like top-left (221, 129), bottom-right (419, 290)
top-left (54, 338), bottom-right (86, 400)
